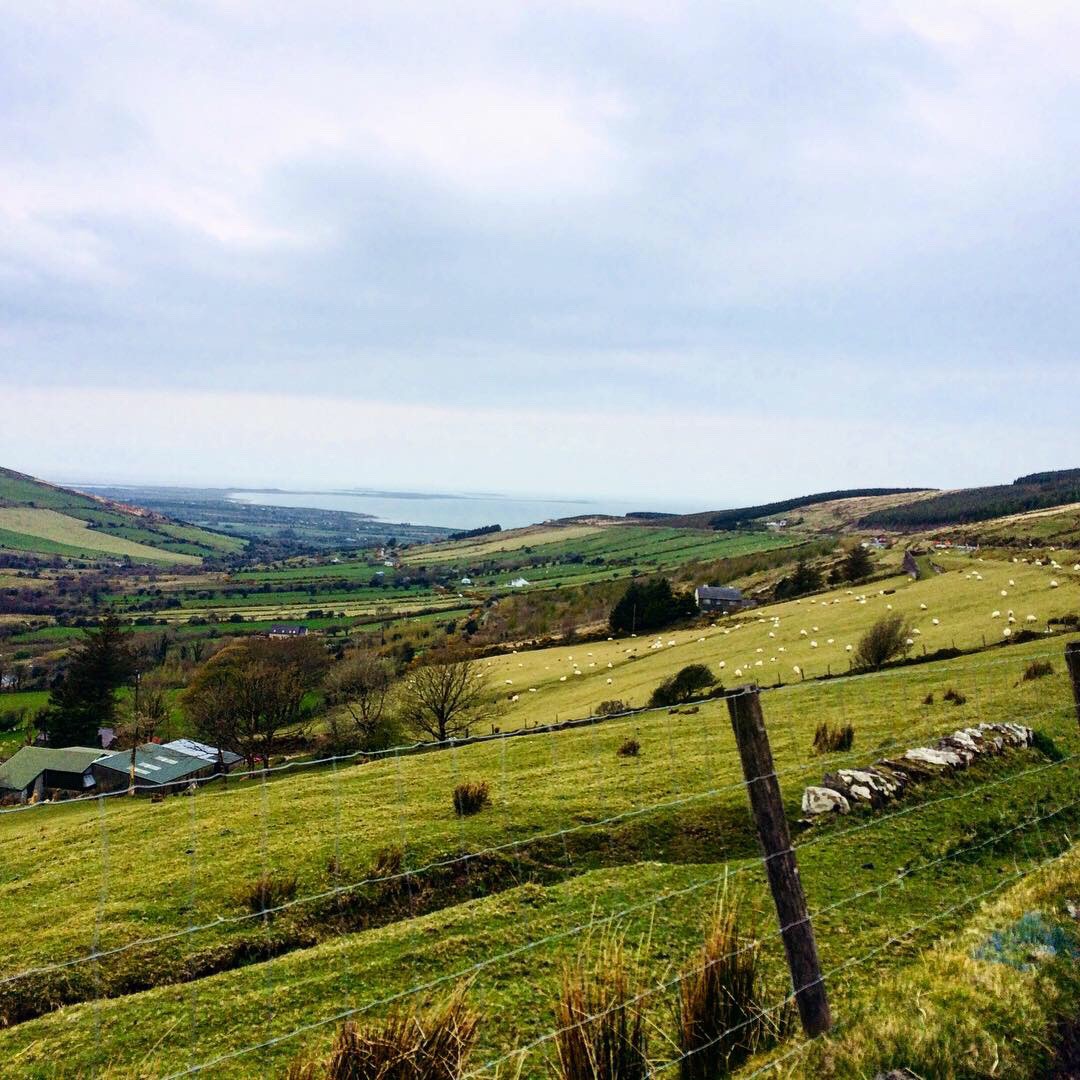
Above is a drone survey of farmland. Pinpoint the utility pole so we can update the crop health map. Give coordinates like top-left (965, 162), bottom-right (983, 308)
top-left (128, 670), bottom-right (141, 796)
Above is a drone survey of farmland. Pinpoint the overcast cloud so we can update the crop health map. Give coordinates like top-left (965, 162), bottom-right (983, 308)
top-left (2, 1), bottom-right (1079, 502)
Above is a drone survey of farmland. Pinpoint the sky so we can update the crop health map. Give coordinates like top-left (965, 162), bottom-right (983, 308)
top-left (2, 1), bottom-right (1079, 505)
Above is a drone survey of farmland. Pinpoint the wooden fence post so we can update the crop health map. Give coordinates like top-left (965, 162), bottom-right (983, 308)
top-left (1066, 642), bottom-right (1080, 727)
top-left (727, 685), bottom-right (832, 1037)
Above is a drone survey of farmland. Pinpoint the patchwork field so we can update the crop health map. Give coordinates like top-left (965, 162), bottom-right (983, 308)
top-left (0, 508), bottom-right (201, 564)
top-left (0, 635), bottom-right (1076, 1077)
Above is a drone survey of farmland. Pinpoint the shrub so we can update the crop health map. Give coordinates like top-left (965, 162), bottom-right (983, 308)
top-left (608, 578), bottom-right (696, 635)
top-left (922, 692), bottom-right (935, 706)
top-left (616, 737), bottom-right (641, 758)
top-left (453, 781), bottom-right (490, 817)
top-left (648, 664), bottom-right (717, 708)
top-left (288, 982), bottom-right (478, 1080)
top-left (555, 938), bottom-right (648, 1080)
top-left (852, 613), bottom-right (911, 672)
top-left (812, 722), bottom-right (854, 754)
top-left (238, 873), bottom-right (299, 916)
top-left (676, 895), bottom-right (782, 1079)
top-left (943, 688), bottom-right (967, 706)
top-left (1022, 659), bottom-right (1054, 682)
top-left (596, 700), bottom-right (630, 717)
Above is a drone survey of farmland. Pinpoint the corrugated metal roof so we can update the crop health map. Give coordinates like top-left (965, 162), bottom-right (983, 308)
top-left (94, 744), bottom-right (210, 786)
top-left (161, 739), bottom-right (242, 766)
top-left (0, 746), bottom-right (103, 793)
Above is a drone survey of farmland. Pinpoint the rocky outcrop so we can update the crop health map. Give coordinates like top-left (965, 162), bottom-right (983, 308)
top-left (800, 722), bottom-right (1034, 817)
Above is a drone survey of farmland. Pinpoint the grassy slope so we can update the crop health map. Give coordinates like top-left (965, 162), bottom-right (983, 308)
top-left (0, 509), bottom-right (200, 565)
top-left (0, 635), bottom-right (1077, 1076)
top-left (475, 552), bottom-right (1080, 731)
top-left (776, 839), bottom-right (1080, 1078)
top-left (0, 469), bottom-right (241, 561)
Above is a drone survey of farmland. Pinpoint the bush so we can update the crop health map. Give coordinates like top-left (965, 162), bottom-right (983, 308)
top-left (648, 664), bottom-right (717, 708)
top-left (676, 894), bottom-right (784, 1079)
top-left (596, 700), bottom-right (630, 717)
top-left (1022, 659), bottom-right (1054, 682)
top-left (287, 983), bottom-right (478, 1080)
top-left (555, 938), bottom-right (648, 1080)
top-left (238, 873), bottom-right (299, 916)
top-left (452, 781), bottom-right (490, 817)
top-left (774, 558), bottom-right (823, 600)
top-left (943, 688), bottom-right (967, 706)
top-left (608, 578), bottom-right (695, 635)
top-left (852, 613), bottom-right (911, 672)
top-left (616, 737), bottom-right (641, 758)
top-left (812, 722), bottom-right (854, 754)
top-left (922, 692), bottom-right (935, 706)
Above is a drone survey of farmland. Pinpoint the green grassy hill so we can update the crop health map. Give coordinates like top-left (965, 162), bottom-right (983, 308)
top-left (0, 468), bottom-right (244, 564)
top-left (1, 549), bottom-right (1079, 1076)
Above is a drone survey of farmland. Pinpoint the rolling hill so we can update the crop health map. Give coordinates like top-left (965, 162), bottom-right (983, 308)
top-left (0, 468), bottom-right (245, 564)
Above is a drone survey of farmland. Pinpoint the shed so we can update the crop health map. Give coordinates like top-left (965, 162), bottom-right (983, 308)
top-left (161, 739), bottom-right (242, 771)
top-left (91, 744), bottom-right (217, 795)
top-left (0, 746), bottom-right (103, 803)
top-left (694, 586), bottom-right (755, 614)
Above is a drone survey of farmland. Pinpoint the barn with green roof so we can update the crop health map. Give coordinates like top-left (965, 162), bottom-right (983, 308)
top-left (0, 745), bottom-right (103, 803)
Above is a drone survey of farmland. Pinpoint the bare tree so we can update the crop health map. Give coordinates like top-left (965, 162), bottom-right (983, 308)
top-left (181, 637), bottom-right (329, 768)
top-left (399, 656), bottom-right (492, 742)
top-left (327, 652), bottom-right (396, 748)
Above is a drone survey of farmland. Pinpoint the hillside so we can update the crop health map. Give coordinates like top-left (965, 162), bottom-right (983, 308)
top-left (0, 468), bottom-right (244, 564)
top-left (860, 468), bottom-right (1080, 530)
top-left (651, 488), bottom-right (936, 531)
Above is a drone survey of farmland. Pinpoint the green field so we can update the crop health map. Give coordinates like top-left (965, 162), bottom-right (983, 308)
top-left (0, 469), bottom-right (244, 563)
top-left (471, 553), bottom-right (1080, 731)
top-left (0, 633), bottom-right (1077, 1077)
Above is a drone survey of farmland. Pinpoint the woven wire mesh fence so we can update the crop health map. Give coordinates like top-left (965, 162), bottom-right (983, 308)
top-left (0, 644), bottom-right (1076, 1078)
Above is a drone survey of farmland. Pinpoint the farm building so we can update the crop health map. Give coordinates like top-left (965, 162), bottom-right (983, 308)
top-left (694, 585), bottom-right (755, 614)
top-left (161, 739), bottom-right (243, 771)
top-left (91, 743), bottom-right (222, 795)
top-left (0, 745), bottom-right (103, 803)
top-left (268, 624), bottom-right (308, 638)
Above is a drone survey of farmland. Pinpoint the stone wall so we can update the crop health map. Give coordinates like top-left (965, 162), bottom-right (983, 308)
top-left (801, 722), bottom-right (1034, 817)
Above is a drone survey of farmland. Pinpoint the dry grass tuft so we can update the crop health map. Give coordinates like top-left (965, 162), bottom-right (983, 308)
top-left (452, 781), bottom-right (491, 817)
top-left (812, 722), bottom-right (854, 755)
top-left (289, 983), bottom-right (479, 1080)
top-left (237, 873), bottom-right (298, 915)
top-left (555, 938), bottom-right (649, 1080)
top-left (1022, 659), bottom-right (1055, 682)
top-left (616, 737), bottom-right (641, 758)
top-left (676, 894), bottom-right (784, 1079)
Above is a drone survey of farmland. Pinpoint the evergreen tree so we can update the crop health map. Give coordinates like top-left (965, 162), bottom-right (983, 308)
top-left (45, 615), bottom-right (137, 747)
top-left (842, 544), bottom-right (874, 582)
top-left (609, 577), bottom-right (696, 635)
top-left (774, 558), bottom-right (823, 600)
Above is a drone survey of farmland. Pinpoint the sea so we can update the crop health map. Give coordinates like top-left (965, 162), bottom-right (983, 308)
top-left (226, 489), bottom-right (702, 532)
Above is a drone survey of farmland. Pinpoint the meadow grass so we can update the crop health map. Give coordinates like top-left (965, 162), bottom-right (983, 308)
top-left (0, 636), bottom-right (1076, 1077)
top-left (0, 509), bottom-right (198, 564)
top-left (474, 554), bottom-right (1080, 731)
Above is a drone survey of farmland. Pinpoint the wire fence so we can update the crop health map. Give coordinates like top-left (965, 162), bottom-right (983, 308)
top-left (0, 646), bottom-right (1076, 1079)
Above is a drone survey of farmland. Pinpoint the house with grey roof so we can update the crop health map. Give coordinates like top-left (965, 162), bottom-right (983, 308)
top-left (0, 745), bottom-right (104, 803)
top-left (693, 585), bottom-right (756, 614)
top-left (91, 743), bottom-right (220, 795)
